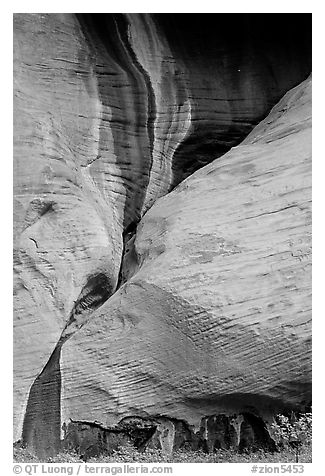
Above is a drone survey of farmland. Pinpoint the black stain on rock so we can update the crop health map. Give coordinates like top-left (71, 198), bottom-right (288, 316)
top-left (76, 14), bottom-right (155, 231)
top-left (22, 346), bottom-right (62, 459)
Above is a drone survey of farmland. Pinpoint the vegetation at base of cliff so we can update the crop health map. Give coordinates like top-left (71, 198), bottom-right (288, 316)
top-left (13, 445), bottom-right (312, 464)
top-left (14, 412), bottom-right (312, 464)
top-left (271, 412), bottom-right (312, 463)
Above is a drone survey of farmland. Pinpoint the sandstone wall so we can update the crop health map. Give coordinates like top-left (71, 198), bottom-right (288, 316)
top-left (13, 13), bottom-right (311, 455)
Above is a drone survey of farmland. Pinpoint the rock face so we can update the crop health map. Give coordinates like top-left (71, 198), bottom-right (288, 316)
top-left (60, 75), bottom-right (312, 434)
top-left (13, 13), bottom-right (311, 457)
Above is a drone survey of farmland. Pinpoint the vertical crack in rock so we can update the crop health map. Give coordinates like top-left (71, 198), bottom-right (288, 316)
top-left (116, 220), bottom-right (140, 289)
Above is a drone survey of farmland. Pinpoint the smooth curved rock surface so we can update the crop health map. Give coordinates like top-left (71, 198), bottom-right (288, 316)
top-left (13, 12), bottom-right (311, 455)
top-left (60, 77), bottom-right (311, 436)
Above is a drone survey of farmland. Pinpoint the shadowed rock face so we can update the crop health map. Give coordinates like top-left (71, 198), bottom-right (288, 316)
top-left (60, 411), bottom-right (276, 459)
top-left (155, 13), bottom-right (311, 183)
top-left (13, 13), bottom-right (311, 457)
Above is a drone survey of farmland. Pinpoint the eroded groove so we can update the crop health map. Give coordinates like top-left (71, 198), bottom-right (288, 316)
top-left (76, 13), bottom-right (156, 231)
top-left (22, 272), bottom-right (115, 456)
top-left (22, 213), bottom-right (142, 457)
top-left (116, 220), bottom-right (140, 289)
top-left (22, 346), bottom-right (62, 458)
top-left (60, 272), bottom-right (114, 343)
top-left (114, 14), bottom-right (157, 169)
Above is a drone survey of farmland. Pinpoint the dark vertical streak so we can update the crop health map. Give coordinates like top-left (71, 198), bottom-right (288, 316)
top-left (76, 14), bottom-right (156, 231)
top-left (22, 345), bottom-right (62, 458)
top-left (21, 272), bottom-right (115, 458)
top-left (114, 14), bottom-right (156, 174)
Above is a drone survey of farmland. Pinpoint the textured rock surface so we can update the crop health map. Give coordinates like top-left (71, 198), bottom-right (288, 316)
top-left (61, 76), bottom-right (311, 433)
top-left (13, 12), bottom-right (311, 456)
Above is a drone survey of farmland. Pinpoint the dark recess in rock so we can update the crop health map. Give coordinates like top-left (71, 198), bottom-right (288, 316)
top-left (116, 220), bottom-right (140, 288)
top-left (238, 412), bottom-right (277, 453)
top-left (70, 273), bottom-right (113, 318)
top-left (62, 418), bottom-right (157, 461)
top-left (61, 412), bottom-right (277, 459)
top-left (154, 13), bottom-right (312, 185)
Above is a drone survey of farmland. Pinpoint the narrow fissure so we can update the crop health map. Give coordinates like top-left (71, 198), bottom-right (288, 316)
top-left (116, 220), bottom-right (140, 289)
